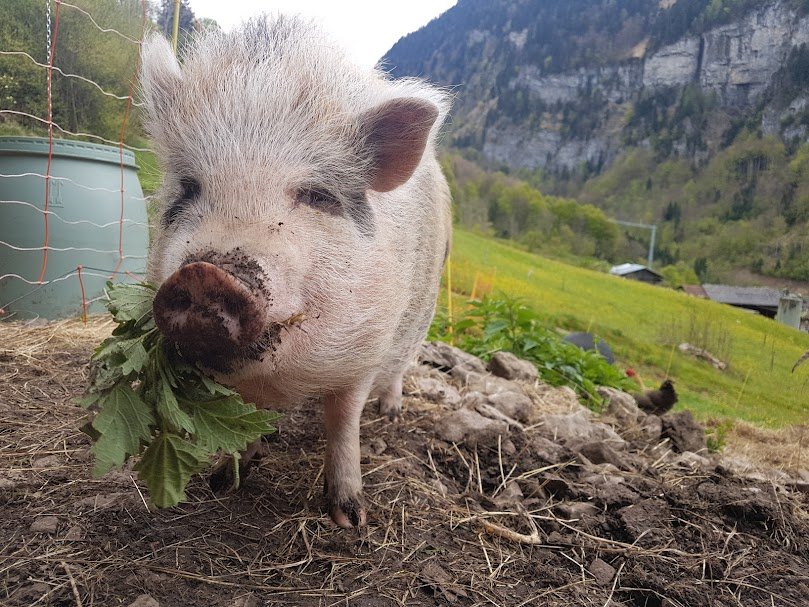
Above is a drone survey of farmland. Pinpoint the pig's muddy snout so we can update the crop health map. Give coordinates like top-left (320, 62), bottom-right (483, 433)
top-left (153, 260), bottom-right (269, 372)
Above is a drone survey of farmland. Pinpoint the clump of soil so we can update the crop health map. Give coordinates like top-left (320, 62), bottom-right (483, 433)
top-left (1, 318), bottom-right (807, 607)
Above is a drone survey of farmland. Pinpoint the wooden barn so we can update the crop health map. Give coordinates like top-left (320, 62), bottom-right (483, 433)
top-left (701, 284), bottom-right (783, 318)
top-left (609, 263), bottom-right (663, 284)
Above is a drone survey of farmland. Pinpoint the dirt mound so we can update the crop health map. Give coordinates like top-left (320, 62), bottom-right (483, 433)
top-left (1, 319), bottom-right (807, 606)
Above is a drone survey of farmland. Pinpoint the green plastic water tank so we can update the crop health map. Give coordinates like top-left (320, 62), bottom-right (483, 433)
top-left (0, 136), bottom-right (149, 320)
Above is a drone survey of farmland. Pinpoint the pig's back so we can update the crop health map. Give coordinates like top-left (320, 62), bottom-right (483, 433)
top-left (369, 153), bottom-right (452, 394)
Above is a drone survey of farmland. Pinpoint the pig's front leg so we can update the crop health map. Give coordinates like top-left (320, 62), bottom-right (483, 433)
top-left (323, 384), bottom-right (369, 528)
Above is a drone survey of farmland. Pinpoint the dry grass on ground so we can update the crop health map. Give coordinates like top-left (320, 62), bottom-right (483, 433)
top-left (1, 318), bottom-right (808, 606)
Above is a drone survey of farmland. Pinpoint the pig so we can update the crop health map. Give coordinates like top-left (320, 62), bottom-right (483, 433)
top-left (141, 15), bottom-right (451, 528)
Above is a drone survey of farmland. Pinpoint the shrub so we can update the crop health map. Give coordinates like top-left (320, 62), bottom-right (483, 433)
top-left (429, 293), bottom-right (635, 408)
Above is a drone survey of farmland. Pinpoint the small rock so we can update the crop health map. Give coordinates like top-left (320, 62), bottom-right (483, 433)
top-left (530, 435), bottom-right (573, 463)
top-left (488, 351), bottom-right (539, 382)
top-left (451, 367), bottom-right (518, 395)
top-left (556, 501), bottom-right (599, 520)
top-left (450, 365), bottom-right (483, 386)
top-left (460, 391), bottom-right (486, 408)
top-left (588, 557), bottom-right (616, 586)
top-left (420, 341), bottom-right (486, 372)
top-left (32, 455), bottom-right (61, 469)
top-left (231, 593), bottom-right (260, 607)
top-left (128, 595), bottom-right (159, 607)
top-left (537, 409), bottom-right (625, 447)
top-left (12, 582), bottom-right (50, 602)
top-left (435, 409), bottom-right (509, 447)
top-left (487, 391), bottom-right (535, 423)
top-left (0, 477), bottom-right (19, 490)
top-left (63, 525), bottom-right (83, 541)
top-left (599, 387), bottom-right (643, 427)
top-left (546, 530), bottom-right (571, 545)
top-left (77, 492), bottom-right (130, 510)
top-left (661, 411), bottom-right (706, 453)
top-left (30, 516), bottom-right (59, 534)
top-left (493, 480), bottom-right (524, 508)
top-left (369, 437), bottom-right (387, 455)
top-left (674, 451), bottom-right (710, 469)
top-left (639, 414), bottom-right (663, 442)
top-left (575, 441), bottom-right (627, 469)
top-left (361, 437), bottom-right (388, 458)
top-left (413, 376), bottom-right (461, 406)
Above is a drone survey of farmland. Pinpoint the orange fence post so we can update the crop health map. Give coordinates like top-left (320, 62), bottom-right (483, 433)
top-left (76, 265), bottom-right (88, 324)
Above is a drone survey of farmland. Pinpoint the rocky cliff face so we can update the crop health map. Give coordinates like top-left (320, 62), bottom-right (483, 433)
top-left (384, 0), bottom-right (809, 174)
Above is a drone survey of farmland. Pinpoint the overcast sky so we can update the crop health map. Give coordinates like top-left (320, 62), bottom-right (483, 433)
top-left (186, 1), bottom-right (457, 68)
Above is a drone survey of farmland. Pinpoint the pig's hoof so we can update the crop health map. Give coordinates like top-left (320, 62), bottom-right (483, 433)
top-left (378, 395), bottom-right (402, 422)
top-left (324, 479), bottom-right (367, 528)
top-left (329, 497), bottom-right (367, 529)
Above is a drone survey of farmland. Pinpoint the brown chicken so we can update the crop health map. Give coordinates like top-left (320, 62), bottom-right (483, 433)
top-left (633, 379), bottom-right (678, 415)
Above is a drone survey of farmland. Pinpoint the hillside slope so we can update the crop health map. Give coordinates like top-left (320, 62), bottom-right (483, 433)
top-left (445, 229), bottom-right (809, 426)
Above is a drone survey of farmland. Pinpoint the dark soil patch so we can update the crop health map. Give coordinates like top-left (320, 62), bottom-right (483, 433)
top-left (1, 319), bottom-right (808, 606)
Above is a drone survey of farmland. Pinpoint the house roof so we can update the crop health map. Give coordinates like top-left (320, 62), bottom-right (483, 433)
top-left (702, 284), bottom-right (783, 308)
top-left (680, 284), bottom-right (708, 298)
top-left (609, 263), bottom-right (662, 278)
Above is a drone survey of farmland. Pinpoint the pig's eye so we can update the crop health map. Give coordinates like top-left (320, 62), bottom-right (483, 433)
top-left (163, 177), bottom-right (201, 227)
top-left (296, 187), bottom-right (339, 209)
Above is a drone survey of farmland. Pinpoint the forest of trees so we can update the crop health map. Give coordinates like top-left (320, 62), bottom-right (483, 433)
top-left (0, 0), bottom-right (208, 144)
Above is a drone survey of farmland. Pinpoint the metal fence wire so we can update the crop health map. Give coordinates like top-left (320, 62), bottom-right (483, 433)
top-left (0, 0), bottom-right (152, 321)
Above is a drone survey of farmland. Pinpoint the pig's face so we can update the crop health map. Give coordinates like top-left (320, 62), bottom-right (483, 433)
top-left (141, 29), bottom-right (440, 393)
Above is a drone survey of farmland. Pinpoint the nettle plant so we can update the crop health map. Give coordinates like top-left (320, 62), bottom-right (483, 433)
top-left (429, 293), bottom-right (635, 407)
top-left (80, 283), bottom-right (279, 507)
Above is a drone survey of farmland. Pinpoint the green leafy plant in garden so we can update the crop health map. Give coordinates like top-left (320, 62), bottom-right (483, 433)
top-left (79, 282), bottom-right (280, 508)
top-left (430, 292), bottom-right (635, 408)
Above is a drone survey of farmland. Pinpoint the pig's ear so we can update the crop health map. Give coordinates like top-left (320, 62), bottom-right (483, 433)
top-left (140, 34), bottom-right (182, 113)
top-left (361, 98), bottom-right (439, 193)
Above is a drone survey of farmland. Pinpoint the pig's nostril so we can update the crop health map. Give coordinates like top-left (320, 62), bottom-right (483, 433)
top-left (213, 291), bottom-right (244, 318)
top-left (164, 289), bottom-right (193, 313)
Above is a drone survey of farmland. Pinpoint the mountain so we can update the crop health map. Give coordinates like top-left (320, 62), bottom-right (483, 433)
top-left (383, 0), bottom-right (809, 284)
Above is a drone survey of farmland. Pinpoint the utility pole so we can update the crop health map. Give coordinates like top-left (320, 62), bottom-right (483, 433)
top-left (611, 219), bottom-right (657, 267)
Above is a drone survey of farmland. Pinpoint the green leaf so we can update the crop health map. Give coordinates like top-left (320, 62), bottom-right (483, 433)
top-left (94, 336), bottom-right (150, 375)
top-left (107, 282), bottom-right (155, 325)
top-left (156, 370), bottom-right (195, 434)
top-left (91, 384), bottom-right (156, 475)
top-left (119, 339), bottom-right (150, 375)
top-left (74, 392), bottom-right (101, 408)
top-left (192, 398), bottom-right (280, 454)
top-left (87, 361), bottom-right (124, 391)
top-left (134, 433), bottom-right (208, 508)
top-left (197, 373), bottom-right (237, 396)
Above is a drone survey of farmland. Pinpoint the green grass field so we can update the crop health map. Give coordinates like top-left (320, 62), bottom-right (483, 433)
top-left (444, 230), bottom-right (809, 427)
